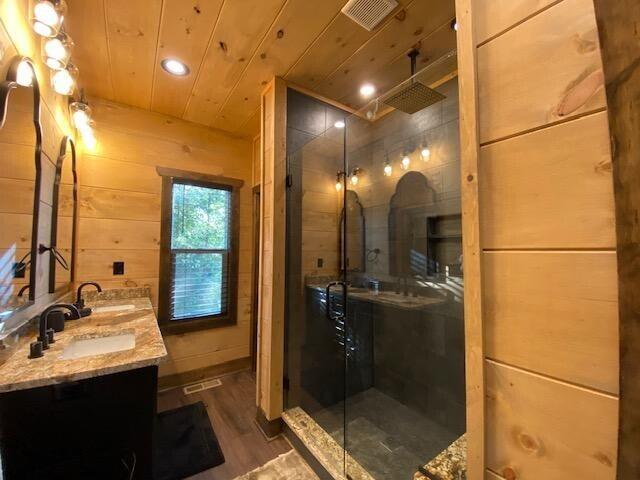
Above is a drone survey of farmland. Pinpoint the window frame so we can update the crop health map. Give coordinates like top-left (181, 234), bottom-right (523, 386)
top-left (157, 167), bottom-right (243, 335)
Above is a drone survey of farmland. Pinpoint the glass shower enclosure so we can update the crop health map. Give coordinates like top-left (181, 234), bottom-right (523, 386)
top-left (284, 51), bottom-right (466, 480)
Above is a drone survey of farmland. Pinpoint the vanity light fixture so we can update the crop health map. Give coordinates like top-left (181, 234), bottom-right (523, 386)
top-left (51, 63), bottom-right (77, 95)
top-left (421, 146), bottom-right (431, 161)
top-left (334, 120), bottom-right (346, 129)
top-left (32, 0), bottom-right (66, 37)
top-left (42, 31), bottom-right (73, 70)
top-left (401, 155), bottom-right (411, 170)
top-left (383, 161), bottom-right (392, 177)
top-left (161, 58), bottom-right (190, 76)
top-left (360, 83), bottom-right (376, 98)
top-left (335, 171), bottom-right (345, 192)
top-left (350, 167), bottom-right (362, 186)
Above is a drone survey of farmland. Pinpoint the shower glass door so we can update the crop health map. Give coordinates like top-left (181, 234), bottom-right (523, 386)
top-left (284, 87), bottom-right (348, 478)
top-left (343, 52), bottom-right (466, 480)
top-left (284, 51), bottom-right (466, 480)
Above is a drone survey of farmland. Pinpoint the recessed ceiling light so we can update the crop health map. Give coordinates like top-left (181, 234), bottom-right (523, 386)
top-left (161, 58), bottom-right (190, 76)
top-left (334, 120), bottom-right (345, 129)
top-left (360, 83), bottom-right (376, 98)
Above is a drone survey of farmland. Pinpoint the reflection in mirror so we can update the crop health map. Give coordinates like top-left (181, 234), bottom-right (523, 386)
top-left (0, 79), bottom-right (37, 319)
top-left (388, 172), bottom-right (462, 280)
top-left (49, 136), bottom-right (76, 293)
top-left (341, 189), bottom-right (365, 272)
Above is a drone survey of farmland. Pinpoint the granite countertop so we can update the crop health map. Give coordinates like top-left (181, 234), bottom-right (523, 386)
top-left (0, 294), bottom-right (167, 393)
top-left (415, 434), bottom-right (467, 480)
top-left (306, 283), bottom-right (446, 311)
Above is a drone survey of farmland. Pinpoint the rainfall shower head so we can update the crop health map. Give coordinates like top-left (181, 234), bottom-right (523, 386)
top-left (382, 50), bottom-right (446, 114)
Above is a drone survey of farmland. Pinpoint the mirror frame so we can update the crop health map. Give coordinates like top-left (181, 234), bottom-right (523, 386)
top-left (48, 136), bottom-right (77, 293)
top-left (0, 56), bottom-right (43, 306)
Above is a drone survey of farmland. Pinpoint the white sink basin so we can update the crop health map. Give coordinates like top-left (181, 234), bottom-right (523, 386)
top-left (92, 304), bottom-right (135, 314)
top-left (60, 333), bottom-right (136, 360)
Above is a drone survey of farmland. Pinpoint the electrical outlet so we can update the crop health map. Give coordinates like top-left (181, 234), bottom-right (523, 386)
top-left (113, 261), bottom-right (125, 275)
top-left (317, 258), bottom-right (323, 268)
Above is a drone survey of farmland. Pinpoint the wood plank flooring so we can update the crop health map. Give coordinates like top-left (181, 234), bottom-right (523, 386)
top-left (157, 370), bottom-right (292, 480)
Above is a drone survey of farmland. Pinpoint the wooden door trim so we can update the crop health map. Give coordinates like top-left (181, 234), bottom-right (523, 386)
top-left (592, 2), bottom-right (640, 478)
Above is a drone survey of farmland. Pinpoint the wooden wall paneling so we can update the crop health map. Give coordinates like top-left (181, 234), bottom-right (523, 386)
top-left (78, 186), bottom-right (161, 221)
top-left (479, 111), bottom-right (615, 249)
top-left (150, 0), bottom-right (224, 117)
top-left (484, 251), bottom-right (619, 394)
top-left (104, 0), bottom-right (162, 109)
top-left (81, 103), bottom-right (254, 378)
top-left (590, 1), bottom-right (640, 477)
top-left (476, 0), bottom-right (607, 144)
top-left (77, 249), bottom-right (160, 279)
top-left (65, 0), bottom-right (114, 100)
top-left (77, 218), bottom-right (160, 250)
top-left (183, 0), bottom-right (287, 125)
top-left (87, 97), bottom-right (252, 155)
top-left (210, 0), bottom-right (346, 132)
top-left (486, 360), bottom-right (618, 480)
top-left (454, 0), bottom-right (485, 477)
top-left (473, 0), bottom-right (560, 46)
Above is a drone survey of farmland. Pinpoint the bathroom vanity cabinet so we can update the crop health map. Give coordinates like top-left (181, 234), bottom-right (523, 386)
top-left (0, 366), bottom-right (158, 479)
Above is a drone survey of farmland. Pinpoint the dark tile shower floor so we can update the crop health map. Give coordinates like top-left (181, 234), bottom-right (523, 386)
top-left (311, 388), bottom-right (459, 480)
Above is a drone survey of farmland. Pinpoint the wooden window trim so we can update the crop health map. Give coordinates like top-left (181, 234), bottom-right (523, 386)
top-left (157, 167), bottom-right (244, 336)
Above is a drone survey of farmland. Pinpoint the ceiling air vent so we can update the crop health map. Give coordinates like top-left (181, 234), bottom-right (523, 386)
top-left (341, 0), bottom-right (399, 31)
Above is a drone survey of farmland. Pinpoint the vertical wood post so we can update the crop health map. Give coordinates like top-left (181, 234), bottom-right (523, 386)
top-left (455, 0), bottom-right (485, 478)
top-left (592, 2), bottom-right (640, 478)
top-left (256, 77), bottom-right (287, 430)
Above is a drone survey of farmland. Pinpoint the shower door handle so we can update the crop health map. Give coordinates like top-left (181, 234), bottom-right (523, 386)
top-left (325, 281), bottom-right (346, 321)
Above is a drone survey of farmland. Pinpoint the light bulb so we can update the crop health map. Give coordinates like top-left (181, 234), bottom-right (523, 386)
top-left (401, 155), bottom-right (410, 170)
top-left (161, 58), bottom-right (190, 76)
top-left (52, 66), bottom-right (76, 95)
top-left (34, 1), bottom-right (58, 26)
top-left (350, 174), bottom-right (358, 186)
top-left (421, 147), bottom-right (431, 160)
top-left (334, 120), bottom-right (345, 129)
top-left (383, 163), bottom-right (392, 177)
top-left (72, 109), bottom-right (89, 129)
top-left (43, 34), bottom-right (72, 70)
top-left (359, 83), bottom-right (375, 98)
top-left (33, 21), bottom-right (55, 37)
top-left (32, 0), bottom-right (65, 37)
top-left (335, 181), bottom-right (342, 192)
top-left (16, 60), bottom-right (34, 87)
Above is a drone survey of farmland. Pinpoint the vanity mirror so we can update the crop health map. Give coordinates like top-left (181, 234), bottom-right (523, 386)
top-left (340, 189), bottom-right (365, 272)
top-left (48, 135), bottom-right (77, 293)
top-left (0, 56), bottom-right (43, 321)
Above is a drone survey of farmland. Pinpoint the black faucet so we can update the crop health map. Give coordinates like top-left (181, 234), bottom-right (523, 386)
top-left (17, 284), bottom-right (30, 297)
top-left (29, 304), bottom-right (80, 359)
top-left (75, 282), bottom-right (102, 309)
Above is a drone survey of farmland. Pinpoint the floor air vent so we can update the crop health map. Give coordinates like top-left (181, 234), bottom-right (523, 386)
top-left (341, 0), bottom-right (399, 31)
top-left (183, 378), bottom-right (222, 395)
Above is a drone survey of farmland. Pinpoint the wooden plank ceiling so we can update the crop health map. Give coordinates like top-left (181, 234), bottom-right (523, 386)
top-left (65, 0), bottom-right (456, 138)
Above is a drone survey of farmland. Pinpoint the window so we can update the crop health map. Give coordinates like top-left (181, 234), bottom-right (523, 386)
top-left (157, 168), bottom-right (243, 334)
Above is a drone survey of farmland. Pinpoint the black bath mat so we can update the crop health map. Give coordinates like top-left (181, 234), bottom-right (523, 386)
top-left (153, 401), bottom-right (225, 480)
